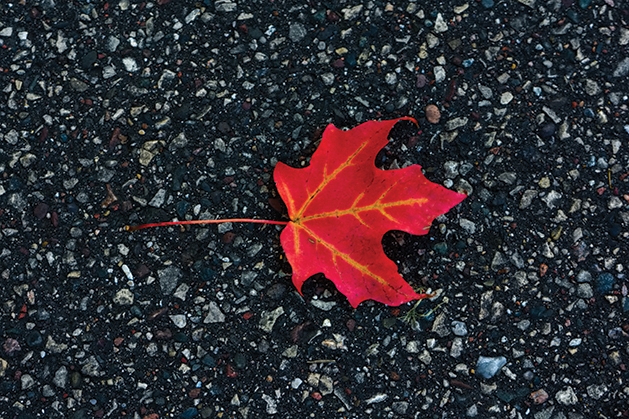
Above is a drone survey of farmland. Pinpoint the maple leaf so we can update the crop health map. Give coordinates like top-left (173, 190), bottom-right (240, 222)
top-left (274, 117), bottom-right (466, 308)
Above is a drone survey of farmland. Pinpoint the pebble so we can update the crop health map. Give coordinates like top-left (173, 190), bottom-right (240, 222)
top-left (170, 314), bottom-right (187, 329)
top-left (555, 386), bottom-right (578, 405)
top-left (450, 337), bottom-right (464, 358)
top-left (122, 57), bottom-right (139, 72)
top-left (258, 307), bottom-right (284, 333)
top-left (587, 384), bottom-right (607, 400)
top-left (113, 289), bottom-right (134, 306)
top-left (434, 66), bottom-right (446, 83)
top-left (434, 14), bottom-right (448, 33)
top-left (203, 301), bottom-right (225, 323)
top-left (476, 356), bottom-right (507, 379)
top-left (530, 389), bottom-right (549, 404)
top-left (289, 23), bottom-right (307, 42)
top-left (21, 374), bottom-right (35, 390)
top-left (500, 92), bottom-right (514, 105)
top-left (425, 104), bottom-right (441, 124)
top-left (451, 321), bottom-right (468, 336)
top-left (54, 366), bottom-right (68, 388)
top-left (158, 266), bottom-right (182, 295)
top-left (577, 283), bottom-right (594, 299)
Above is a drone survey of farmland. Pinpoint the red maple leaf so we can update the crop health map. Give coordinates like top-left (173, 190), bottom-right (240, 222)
top-left (274, 117), bottom-right (466, 307)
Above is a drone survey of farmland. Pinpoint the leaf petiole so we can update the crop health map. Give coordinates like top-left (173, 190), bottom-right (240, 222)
top-left (125, 218), bottom-right (289, 232)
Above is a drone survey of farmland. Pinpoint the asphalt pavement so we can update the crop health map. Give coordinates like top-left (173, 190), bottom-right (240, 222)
top-left (1, 1), bottom-right (629, 418)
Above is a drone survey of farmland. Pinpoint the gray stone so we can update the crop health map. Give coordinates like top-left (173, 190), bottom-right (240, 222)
top-left (203, 301), bottom-right (225, 323)
top-left (122, 57), bottom-right (139, 72)
top-left (342, 5), bottom-right (363, 20)
top-left (586, 383), bottom-right (607, 400)
top-left (434, 66), bottom-right (446, 83)
top-left (113, 288), bottom-right (134, 306)
top-left (613, 57), bottom-right (629, 77)
top-left (170, 314), bottom-right (187, 329)
top-left (459, 218), bottom-right (476, 234)
top-left (577, 283), bottom-right (593, 299)
top-left (259, 307), bottom-right (285, 333)
top-left (431, 312), bottom-right (451, 337)
top-left (576, 270), bottom-right (592, 282)
top-left (434, 13), bottom-right (448, 33)
top-left (53, 366), bottom-right (68, 388)
top-left (215, 0), bottom-right (237, 12)
top-left (21, 374), bottom-right (35, 390)
top-left (289, 23), bottom-right (307, 42)
top-left (584, 79), bottom-right (600, 96)
top-left (392, 401), bottom-right (409, 414)
top-left (451, 321), bottom-right (468, 336)
top-left (445, 117), bottom-right (468, 131)
top-left (519, 189), bottom-right (538, 209)
top-left (158, 266), bottom-right (182, 295)
top-left (149, 188), bottom-right (167, 207)
top-left (405, 341), bottom-right (420, 353)
top-left (450, 337), bottom-right (464, 358)
top-left (476, 356), bottom-right (507, 379)
top-left (173, 283), bottom-right (190, 301)
top-left (555, 386), bottom-right (578, 405)
top-left (81, 356), bottom-right (101, 377)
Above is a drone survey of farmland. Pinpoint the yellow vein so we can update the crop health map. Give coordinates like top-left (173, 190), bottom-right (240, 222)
top-left (300, 197), bottom-right (428, 225)
top-left (295, 223), bottom-right (392, 289)
top-left (294, 141), bottom-right (368, 220)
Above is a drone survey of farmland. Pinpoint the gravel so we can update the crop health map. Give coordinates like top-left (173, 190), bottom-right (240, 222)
top-left (1, 0), bottom-right (628, 417)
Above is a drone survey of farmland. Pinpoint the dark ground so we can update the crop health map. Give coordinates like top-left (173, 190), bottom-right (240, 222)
top-left (1, 0), bottom-right (629, 418)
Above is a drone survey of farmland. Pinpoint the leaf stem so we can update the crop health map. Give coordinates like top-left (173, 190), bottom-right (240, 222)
top-left (125, 218), bottom-right (290, 232)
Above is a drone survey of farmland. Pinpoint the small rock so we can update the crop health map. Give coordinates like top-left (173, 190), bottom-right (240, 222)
top-left (21, 374), bottom-right (35, 390)
top-left (0, 358), bottom-right (8, 377)
top-left (434, 66), bottom-right (446, 83)
top-left (158, 266), bottom-right (182, 295)
top-left (445, 117), bottom-right (468, 131)
top-left (342, 5), bottom-right (363, 20)
top-left (613, 57), bottom-right (629, 77)
top-left (459, 218), bottom-right (476, 234)
top-left (584, 79), bottom-right (600, 96)
top-left (149, 188), bottom-right (167, 207)
top-left (450, 337), bottom-right (464, 358)
top-left (392, 401), bottom-right (409, 414)
top-left (530, 389), bottom-right (549, 404)
top-left (476, 356), bottom-right (507, 379)
top-left (54, 366), bottom-right (68, 388)
top-left (173, 283), bottom-right (190, 301)
top-left (405, 341), bottom-right (421, 353)
top-left (122, 57), bottom-right (139, 72)
top-left (81, 355), bottom-right (101, 377)
top-left (519, 190), bottom-right (538, 209)
top-left (555, 386), bottom-right (578, 405)
top-left (289, 23), bottom-right (307, 42)
top-left (425, 104), bottom-right (441, 124)
top-left (576, 270), bottom-right (592, 283)
top-left (451, 321), bottom-right (468, 336)
top-left (261, 394), bottom-right (277, 414)
top-left (170, 314), bottom-right (187, 329)
top-left (577, 283), bottom-right (593, 299)
top-left (434, 13), bottom-right (448, 33)
top-left (500, 92), bottom-right (514, 105)
top-left (203, 301), bottom-right (225, 323)
top-left (113, 289), bottom-right (134, 306)
top-left (431, 312), bottom-right (451, 337)
top-left (608, 196), bottom-right (623, 210)
top-left (259, 307), bottom-right (284, 333)
top-left (586, 383), bottom-right (607, 400)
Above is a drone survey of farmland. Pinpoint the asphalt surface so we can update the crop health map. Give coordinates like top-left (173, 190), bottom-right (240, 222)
top-left (1, 1), bottom-right (629, 418)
